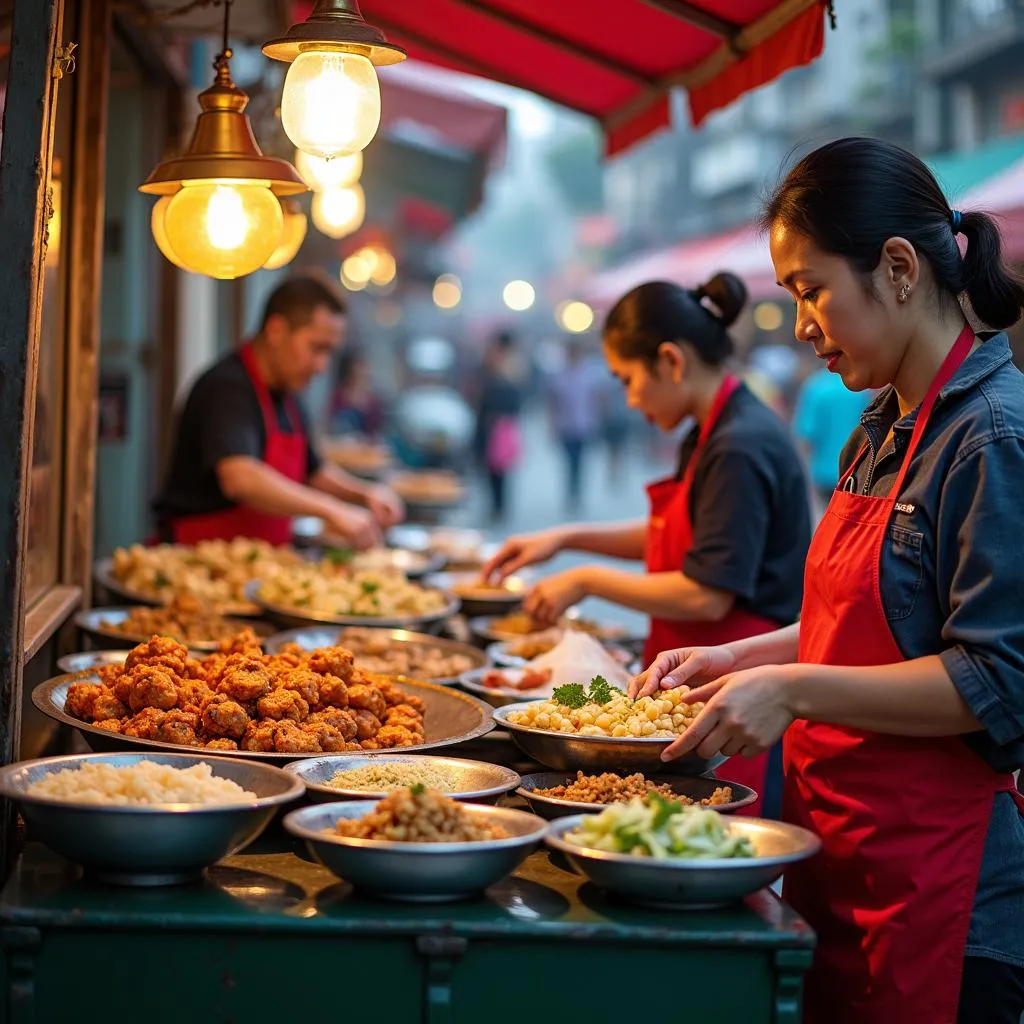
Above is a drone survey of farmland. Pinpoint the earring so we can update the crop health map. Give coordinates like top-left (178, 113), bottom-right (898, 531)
top-left (898, 283), bottom-right (911, 304)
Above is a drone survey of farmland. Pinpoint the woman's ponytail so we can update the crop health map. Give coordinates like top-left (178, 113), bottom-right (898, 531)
top-left (959, 210), bottom-right (1024, 330)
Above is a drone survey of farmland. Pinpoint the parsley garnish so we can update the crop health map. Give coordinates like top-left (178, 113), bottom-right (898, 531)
top-left (553, 676), bottom-right (623, 709)
top-left (410, 783), bottom-right (426, 796)
top-left (360, 579), bottom-right (380, 595)
top-left (154, 570), bottom-right (171, 589)
top-left (325, 547), bottom-right (356, 566)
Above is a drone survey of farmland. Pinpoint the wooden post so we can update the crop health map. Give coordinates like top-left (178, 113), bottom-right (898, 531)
top-left (62, 0), bottom-right (111, 602)
top-left (0, 0), bottom-right (65, 867)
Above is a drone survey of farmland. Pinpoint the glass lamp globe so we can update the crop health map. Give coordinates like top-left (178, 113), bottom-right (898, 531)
top-left (262, 203), bottom-right (308, 270)
top-left (294, 148), bottom-right (362, 192)
top-left (311, 183), bottom-right (365, 239)
top-left (281, 50), bottom-right (381, 159)
top-left (164, 180), bottom-right (283, 280)
top-left (151, 196), bottom-right (191, 271)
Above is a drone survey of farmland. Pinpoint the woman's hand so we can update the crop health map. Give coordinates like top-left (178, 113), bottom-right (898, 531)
top-left (523, 568), bottom-right (591, 626)
top-left (482, 529), bottom-right (565, 582)
top-left (364, 484), bottom-right (405, 528)
top-left (629, 645), bottom-right (737, 698)
top-left (661, 665), bottom-right (795, 762)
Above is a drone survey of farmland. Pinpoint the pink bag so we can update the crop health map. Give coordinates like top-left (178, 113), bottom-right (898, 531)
top-left (486, 416), bottom-right (522, 473)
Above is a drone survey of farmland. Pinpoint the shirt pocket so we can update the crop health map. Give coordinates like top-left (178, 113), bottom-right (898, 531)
top-left (883, 525), bottom-right (925, 621)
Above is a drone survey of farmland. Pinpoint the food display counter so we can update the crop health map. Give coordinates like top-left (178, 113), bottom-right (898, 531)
top-left (0, 837), bottom-right (813, 1024)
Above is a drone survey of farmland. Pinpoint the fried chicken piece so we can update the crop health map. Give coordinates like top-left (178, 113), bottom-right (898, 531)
top-left (217, 657), bottom-right (273, 702)
top-left (94, 718), bottom-right (124, 734)
top-left (127, 665), bottom-right (179, 712)
top-left (306, 646), bottom-right (354, 682)
top-left (92, 693), bottom-right (129, 722)
top-left (347, 684), bottom-right (386, 720)
top-left (265, 651), bottom-right (303, 673)
top-left (278, 642), bottom-right (305, 658)
top-left (301, 721), bottom-right (349, 752)
top-left (218, 629), bottom-right (264, 657)
top-left (112, 673), bottom-right (133, 706)
top-left (257, 688), bottom-right (309, 723)
top-left (97, 665), bottom-right (124, 688)
top-left (279, 668), bottom-right (320, 707)
top-left (307, 708), bottom-right (358, 741)
top-left (177, 679), bottom-right (214, 715)
top-left (123, 707), bottom-right (168, 740)
top-left (374, 680), bottom-right (411, 708)
top-left (386, 717), bottom-right (425, 740)
top-left (156, 709), bottom-right (200, 746)
top-left (272, 720), bottom-right (320, 754)
top-left (241, 721), bottom-right (277, 752)
top-left (182, 658), bottom-right (207, 680)
top-left (65, 682), bottom-right (104, 721)
top-left (316, 673), bottom-right (348, 709)
top-left (205, 738), bottom-right (239, 751)
top-left (359, 739), bottom-right (381, 750)
top-left (200, 694), bottom-right (250, 739)
top-left (375, 724), bottom-right (419, 748)
top-left (125, 636), bottom-right (190, 677)
top-left (352, 709), bottom-right (382, 741)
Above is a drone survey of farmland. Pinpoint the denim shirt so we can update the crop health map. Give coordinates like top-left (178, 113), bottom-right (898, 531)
top-left (839, 331), bottom-right (1024, 966)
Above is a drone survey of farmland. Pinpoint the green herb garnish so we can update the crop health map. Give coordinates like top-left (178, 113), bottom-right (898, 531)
top-left (325, 547), bottom-right (356, 566)
top-left (410, 783), bottom-right (426, 796)
top-left (154, 570), bottom-right (171, 589)
top-left (360, 579), bottom-right (380, 595)
top-left (246, 546), bottom-right (260, 563)
top-left (552, 683), bottom-right (588, 709)
top-left (588, 675), bottom-right (614, 705)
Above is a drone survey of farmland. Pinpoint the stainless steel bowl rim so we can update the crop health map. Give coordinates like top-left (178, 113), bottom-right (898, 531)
top-left (493, 703), bottom-right (677, 746)
top-left (545, 813), bottom-right (822, 869)
top-left (32, 673), bottom-right (496, 763)
top-left (244, 579), bottom-right (460, 629)
top-left (0, 751), bottom-right (305, 812)
top-left (281, 753), bottom-right (520, 801)
top-left (73, 607), bottom-right (260, 652)
top-left (284, 800), bottom-right (547, 852)
top-left (458, 667), bottom-right (548, 702)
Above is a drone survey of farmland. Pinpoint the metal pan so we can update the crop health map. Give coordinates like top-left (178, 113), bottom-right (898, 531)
top-left (74, 607), bottom-right (270, 653)
top-left (33, 674), bottom-right (495, 765)
top-left (263, 626), bottom-right (488, 686)
top-left (468, 613), bottom-right (631, 647)
top-left (422, 572), bottom-right (528, 619)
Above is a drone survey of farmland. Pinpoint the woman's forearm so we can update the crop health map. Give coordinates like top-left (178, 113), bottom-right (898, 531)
top-left (561, 522), bottom-right (647, 561)
top-left (584, 567), bottom-right (733, 621)
top-left (727, 623), bottom-right (801, 671)
top-left (786, 655), bottom-right (982, 736)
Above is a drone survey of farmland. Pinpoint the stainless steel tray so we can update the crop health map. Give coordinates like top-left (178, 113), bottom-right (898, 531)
top-left (263, 625), bottom-right (487, 686)
top-left (33, 673), bottom-right (495, 765)
top-left (74, 607), bottom-right (270, 653)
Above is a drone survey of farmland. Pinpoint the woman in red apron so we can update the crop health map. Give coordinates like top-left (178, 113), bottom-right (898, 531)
top-left (484, 273), bottom-right (812, 817)
top-left (636, 138), bottom-right (1024, 1024)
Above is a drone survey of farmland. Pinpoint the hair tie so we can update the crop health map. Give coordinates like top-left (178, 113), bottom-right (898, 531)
top-left (951, 209), bottom-right (962, 233)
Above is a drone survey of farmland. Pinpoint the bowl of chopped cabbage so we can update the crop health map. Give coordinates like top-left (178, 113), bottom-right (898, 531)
top-left (545, 796), bottom-right (820, 908)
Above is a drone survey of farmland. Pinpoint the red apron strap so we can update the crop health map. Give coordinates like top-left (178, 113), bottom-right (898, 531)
top-left (679, 373), bottom-right (741, 492)
top-left (238, 343), bottom-right (284, 439)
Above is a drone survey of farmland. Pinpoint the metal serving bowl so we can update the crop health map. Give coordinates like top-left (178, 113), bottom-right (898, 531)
top-left (263, 626), bottom-right (487, 686)
top-left (468, 613), bottom-right (631, 647)
top-left (57, 649), bottom-right (132, 675)
top-left (0, 752), bottom-right (304, 886)
top-left (487, 637), bottom-right (635, 671)
top-left (33, 674), bottom-right (495, 765)
top-left (314, 547), bottom-right (446, 580)
top-left (284, 801), bottom-right (547, 901)
top-left (388, 526), bottom-right (499, 572)
top-left (458, 666), bottom-right (552, 708)
top-left (93, 558), bottom-right (262, 617)
top-left (74, 607), bottom-right (269, 653)
top-left (517, 772), bottom-right (757, 821)
top-left (243, 579), bottom-right (459, 634)
top-left (491, 703), bottom-right (726, 775)
top-left (546, 814), bottom-right (821, 909)
top-left (283, 754), bottom-right (520, 804)
top-left (422, 572), bottom-right (528, 619)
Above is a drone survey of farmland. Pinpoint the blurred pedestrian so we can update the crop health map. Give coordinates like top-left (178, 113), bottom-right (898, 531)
top-left (546, 337), bottom-right (605, 515)
top-left (330, 350), bottom-right (384, 438)
top-left (473, 330), bottom-right (525, 524)
top-left (600, 373), bottom-right (633, 486)
top-left (792, 365), bottom-right (872, 510)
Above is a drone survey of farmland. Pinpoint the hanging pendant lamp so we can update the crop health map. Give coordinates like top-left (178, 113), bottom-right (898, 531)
top-left (263, 0), bottom-right (406, 160)
top-left (140, 0), bottom-right (307, 280)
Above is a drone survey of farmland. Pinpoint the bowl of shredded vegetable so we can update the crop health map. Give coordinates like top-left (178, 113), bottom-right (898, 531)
top-left (545, 795), bottom-right (820, 908)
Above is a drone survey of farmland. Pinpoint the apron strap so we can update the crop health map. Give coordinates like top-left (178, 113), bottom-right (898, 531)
top-left (239, 343), bottom-right (302, 439)
top-left (680, 373), bottom-right (741, 493)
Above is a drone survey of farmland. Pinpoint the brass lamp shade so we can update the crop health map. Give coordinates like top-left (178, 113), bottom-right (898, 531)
top-left (139, 61), bottom-right (307, 198)
top-left (262, 0), bottom-right (407, 65)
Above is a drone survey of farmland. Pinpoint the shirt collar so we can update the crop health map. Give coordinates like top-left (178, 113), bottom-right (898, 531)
top-left (860, 332), bottom-right (1012, 437)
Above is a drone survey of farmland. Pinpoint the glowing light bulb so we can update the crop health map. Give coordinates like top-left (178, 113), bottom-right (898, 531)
top-left (368, 247), bottom-right (396, 287)
top-left (556, 300), bottom-right (595, 334)
top-left (164, 180), bottom-right (283, 280)
top-left (262, 203), bottom-right (308, 270)
top-left (294, 148), bottom-right (362, 191)
top-left (503, 279), bottom-right (535, 312)
top-left (311, 184), bottom-right (365, 239)
top-left (341, 252), bottom-right (373, 287)
top-left (151, 196), bottom-right (191, 271)
top-left (282, 50), bottom-right (381, 159)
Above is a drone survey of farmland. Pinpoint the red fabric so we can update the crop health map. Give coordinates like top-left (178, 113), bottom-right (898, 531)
top-left (291, 1), bottom-right (829, 156)
top-left (170, 344), bottom-right (307, 546)
top-left (784, 325), bottom-right (1024, 1024)
top-left (643, 374), bottom-right (777, 816)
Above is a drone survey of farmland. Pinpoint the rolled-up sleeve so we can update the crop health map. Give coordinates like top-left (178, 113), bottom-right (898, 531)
top-left (938, 436), bottom-right (1024, 746)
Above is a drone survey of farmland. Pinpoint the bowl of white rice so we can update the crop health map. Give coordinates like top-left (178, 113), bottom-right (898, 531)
top-left (0, 752), bottom-right (305, 885)
top-left (283, 754), bottom-right (520, 805)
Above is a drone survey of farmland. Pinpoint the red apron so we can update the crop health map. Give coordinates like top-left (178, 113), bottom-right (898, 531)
top-left (783, 324), bottom-right (1024, 1024)
top-left (644, 374), bottom-right (779, 816)
top-left (170, 343), bottom-right (307, 546)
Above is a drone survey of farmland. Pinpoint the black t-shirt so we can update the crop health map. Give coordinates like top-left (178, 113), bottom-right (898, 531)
top-left (672, 383), bottom-right (811, 625)
top-left (153, 351), bottom-right (321, 521)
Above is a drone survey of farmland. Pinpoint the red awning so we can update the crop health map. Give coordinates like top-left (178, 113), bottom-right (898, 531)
top-left (292, 0), bottom-right (831, 156)
top-left (585, 222), bottom-right (783, 308)
top-left (963, 157), bottom-right (1024, 260)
